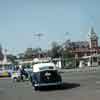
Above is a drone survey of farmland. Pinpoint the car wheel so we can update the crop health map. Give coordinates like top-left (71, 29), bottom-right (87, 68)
top-left (13, 77), bottom-right (17, 82)
top-left (34, 86), bottom-right (39, 91)
top-left (57, 84), bottom-right (62, 89)
top-left (31, 81), bottom-right (34, 86)
top-left (8, 73), bottom-right (11, 77)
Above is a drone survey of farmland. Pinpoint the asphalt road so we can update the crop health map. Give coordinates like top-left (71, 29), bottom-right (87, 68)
top-left (0, 70), bottom-right (100, 100)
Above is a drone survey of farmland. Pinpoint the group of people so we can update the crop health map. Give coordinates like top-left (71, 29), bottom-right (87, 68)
top-left (15, 66), bottom-right (29, 80)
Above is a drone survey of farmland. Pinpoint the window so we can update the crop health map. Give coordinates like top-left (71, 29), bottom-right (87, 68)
top-left (39, 66), bottom-right (54, 70)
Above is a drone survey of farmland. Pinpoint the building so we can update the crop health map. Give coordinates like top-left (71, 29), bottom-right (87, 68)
top-left (64, 27), bottom-right (100, 58)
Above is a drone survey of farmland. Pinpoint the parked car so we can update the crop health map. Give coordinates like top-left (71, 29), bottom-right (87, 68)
top-left (11, 68), bottom-right (30, 82)
top-left (0, 68), bottom-right (10, 77)
top-left (31, 63), bottom-right (62, 90)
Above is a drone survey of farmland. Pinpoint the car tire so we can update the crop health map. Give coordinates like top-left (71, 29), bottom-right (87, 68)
top-left (32, 81), bottom-right (35, 86)
top-left (13, 77), bottom-right (17, 82)
top-left (34, 86), bottom-right (39, 91)
top-left (57, 84), bottom-right (62, 89)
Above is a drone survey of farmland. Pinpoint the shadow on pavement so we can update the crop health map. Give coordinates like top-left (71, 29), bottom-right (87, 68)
top-left (39, 82), bottom-right (80, 91)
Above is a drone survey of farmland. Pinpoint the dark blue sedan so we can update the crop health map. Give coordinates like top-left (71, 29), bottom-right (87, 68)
top-left (31, 63), bottom-right (62, 90)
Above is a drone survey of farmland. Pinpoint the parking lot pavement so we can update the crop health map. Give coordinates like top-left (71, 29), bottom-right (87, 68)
top-left (0, 71), bottom-right (100, 100)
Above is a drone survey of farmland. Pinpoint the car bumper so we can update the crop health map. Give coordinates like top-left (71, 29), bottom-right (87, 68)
top-left (34, 82), bottom-right (62, 87)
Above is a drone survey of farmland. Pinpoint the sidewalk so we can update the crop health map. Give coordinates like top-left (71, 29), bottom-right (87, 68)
top-left (59, 66), bottom-right (100, 73)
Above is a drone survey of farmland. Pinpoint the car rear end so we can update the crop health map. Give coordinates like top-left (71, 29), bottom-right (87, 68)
top-left (34, 70), bottom-right (62, 88)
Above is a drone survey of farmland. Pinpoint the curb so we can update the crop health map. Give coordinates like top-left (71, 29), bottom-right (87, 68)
top-left (0, 76), bottom-right (11, 79)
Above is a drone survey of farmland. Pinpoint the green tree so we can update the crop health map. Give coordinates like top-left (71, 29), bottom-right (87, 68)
top-left (61, 49), bottom-right (75, 69)
top-left (49, 41), bottom-right (62, 58)
top-left (18, 53), bottom-right (24, 59)
top-left (7, 54), bottom-right (18, 64)
top-left (24, 47), bottom-right (42, 59)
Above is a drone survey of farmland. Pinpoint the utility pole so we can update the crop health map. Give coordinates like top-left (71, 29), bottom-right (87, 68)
top-left (33, 33), bottom-right (44, 40)
top-left (33, 33), bottom-right (44, 58)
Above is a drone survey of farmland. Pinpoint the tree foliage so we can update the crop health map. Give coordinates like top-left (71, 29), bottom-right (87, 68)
top-left (62, 49), bottom-right (74, 59)
top-left (7, 54), bottom-right (17, 64)
top-left (23, 47), bottom-right (43, 59)
top-left (48, 41), bottom-right (62, 58)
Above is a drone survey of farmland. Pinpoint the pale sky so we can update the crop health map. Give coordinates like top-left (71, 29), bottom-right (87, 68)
top-left (0, 0), bottom-right (100, 54)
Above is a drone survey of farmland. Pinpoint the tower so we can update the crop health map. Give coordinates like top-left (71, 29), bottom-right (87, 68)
top-left (88, 27), bottom-right (98, 48)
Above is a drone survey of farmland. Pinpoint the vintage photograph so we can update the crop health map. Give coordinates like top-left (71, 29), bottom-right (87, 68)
top-left (0, 0), bottom-right (100, 100)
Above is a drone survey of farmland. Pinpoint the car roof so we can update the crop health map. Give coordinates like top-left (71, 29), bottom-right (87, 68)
top-left (33, 63), bottom-right (56, 72)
